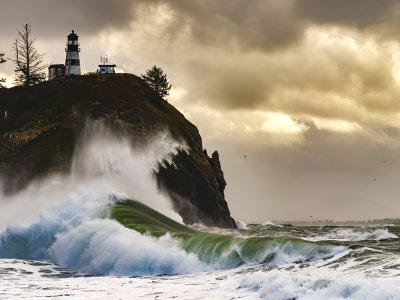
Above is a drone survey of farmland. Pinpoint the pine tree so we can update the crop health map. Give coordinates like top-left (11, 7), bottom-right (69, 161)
top-left (141, 65), bottom-right (172, 99)
top-left (11, 23), bottom-right (47, 86)
top-left (0, 53), bottom-right (6, 88)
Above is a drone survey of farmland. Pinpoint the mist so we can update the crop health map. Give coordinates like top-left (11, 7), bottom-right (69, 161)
top-left (0, 120), bottom-right (185, 231)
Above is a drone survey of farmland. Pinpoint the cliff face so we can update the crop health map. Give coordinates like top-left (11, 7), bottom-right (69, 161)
top-left (0, 74), bottom-right (236, 228)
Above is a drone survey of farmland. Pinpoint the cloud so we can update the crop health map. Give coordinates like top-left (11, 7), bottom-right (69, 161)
top-left (146, 0), bottom-right (400, 52)
top-left (157, 0), bottom-right (305, 51)
top-left (294, 0), bottom-right (398, 30)
top-left (2, 0), bottom-right (400, 129)
top-left (1, 0), bottom-right (134, 37)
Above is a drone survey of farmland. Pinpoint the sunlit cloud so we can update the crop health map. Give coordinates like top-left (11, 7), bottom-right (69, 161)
top-left (260, 113), bottom-right (307, 134)
top-left (312, 118), bottom-right (362, 133)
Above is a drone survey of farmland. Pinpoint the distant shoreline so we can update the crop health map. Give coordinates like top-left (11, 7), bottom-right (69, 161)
top-left (270, 218), bottom-right (400, 226)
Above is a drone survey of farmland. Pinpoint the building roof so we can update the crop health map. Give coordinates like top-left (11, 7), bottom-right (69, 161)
top-left (48, 64), bottom-right (65, 69)
top-left (67, 30), bottom-right (78, 40)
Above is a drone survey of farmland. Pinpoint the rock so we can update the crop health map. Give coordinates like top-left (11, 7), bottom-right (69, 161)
top-left (0, 73), bottom-right (236, 228)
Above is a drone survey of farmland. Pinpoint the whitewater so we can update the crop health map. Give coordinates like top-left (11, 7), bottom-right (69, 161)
top-left (1, 122), bottom-right (400, 299)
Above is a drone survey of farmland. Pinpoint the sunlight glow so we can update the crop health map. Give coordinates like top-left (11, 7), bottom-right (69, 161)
top-left (313, 118), bottom-right (362, 133)
top-left (260, 113), bottom-right (307, 134)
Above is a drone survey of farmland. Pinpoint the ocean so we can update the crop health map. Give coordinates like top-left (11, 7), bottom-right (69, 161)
top-left (1, 123), bottom-right (399, 299)
top-left (1, 215), bottom-right (400, 299)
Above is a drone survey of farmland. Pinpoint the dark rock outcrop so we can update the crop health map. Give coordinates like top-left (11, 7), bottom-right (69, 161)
top-left (0, 74), bottom-right (236, 228)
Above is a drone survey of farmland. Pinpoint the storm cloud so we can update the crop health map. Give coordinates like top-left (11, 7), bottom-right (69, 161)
top-left (1, 0), bottom-right (133, 37)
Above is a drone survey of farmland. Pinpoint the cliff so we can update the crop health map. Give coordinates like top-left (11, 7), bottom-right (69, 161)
top-left (0, 74), bottom-right (236, 228)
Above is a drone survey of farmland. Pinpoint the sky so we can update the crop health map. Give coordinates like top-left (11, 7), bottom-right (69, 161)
top-left (1, 0), bottom-right (400, 222)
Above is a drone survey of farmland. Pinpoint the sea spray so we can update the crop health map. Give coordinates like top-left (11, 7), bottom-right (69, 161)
top-left (0, 120), bottom-right (187, 232)
top-left (70, 120), bottom-right (187, 221)
top-left (0, 187), bottom-right (112, 260)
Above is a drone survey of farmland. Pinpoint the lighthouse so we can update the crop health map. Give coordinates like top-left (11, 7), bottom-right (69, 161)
top-left (65, 30), bottom-right (81, 76)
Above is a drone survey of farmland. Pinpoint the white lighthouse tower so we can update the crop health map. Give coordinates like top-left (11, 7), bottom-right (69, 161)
top-left (65, 30), bottom-right (81, 76)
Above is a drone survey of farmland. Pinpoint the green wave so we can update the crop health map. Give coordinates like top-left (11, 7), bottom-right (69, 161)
top-left (110, 199), bottom-right (343, 267)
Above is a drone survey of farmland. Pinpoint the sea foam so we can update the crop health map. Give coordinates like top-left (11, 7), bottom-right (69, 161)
top-left (240, 270), bottom-right (400, 300)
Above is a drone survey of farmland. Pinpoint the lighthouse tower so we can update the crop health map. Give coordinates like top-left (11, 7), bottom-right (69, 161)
top-left (65, 30), bottom-right (81, 76)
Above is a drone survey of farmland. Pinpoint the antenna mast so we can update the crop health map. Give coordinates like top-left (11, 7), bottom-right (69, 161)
top-left (100, 55), bottom-right (109, 64)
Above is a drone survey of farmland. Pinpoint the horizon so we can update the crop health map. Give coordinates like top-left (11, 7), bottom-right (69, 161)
top-left (1, 0), bottom-right (400, 222)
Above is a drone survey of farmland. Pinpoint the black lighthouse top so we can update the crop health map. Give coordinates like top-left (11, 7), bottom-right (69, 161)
top-left (66, 30), bottom-right (79, 52)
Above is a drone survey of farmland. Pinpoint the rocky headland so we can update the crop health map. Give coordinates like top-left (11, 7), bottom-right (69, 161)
top-left (0, 74), bottom-right (236, 228)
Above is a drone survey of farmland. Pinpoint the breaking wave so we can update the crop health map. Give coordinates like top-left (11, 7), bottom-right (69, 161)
top-left (236, 221), bottom-right (248, 229)
top-left (307, 228), bottom-right (398, 242)
top-left (0, 191), bottom-right (346, 276)
top-left (0, 121), bottom-right (345, 276)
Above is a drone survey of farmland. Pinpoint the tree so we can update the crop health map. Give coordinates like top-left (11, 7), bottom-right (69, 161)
top-left (141, 65), bottom-right (172, 99)
top-left (0, 53), bottom-right (6, 88)
top-left (11, 23), bottom-right (47, 86)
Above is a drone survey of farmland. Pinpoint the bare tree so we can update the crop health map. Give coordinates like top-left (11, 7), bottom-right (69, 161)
top-left (11, 23), bottom-right (47, 86)
top-left (0, 53), bottom-right (6, 88)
